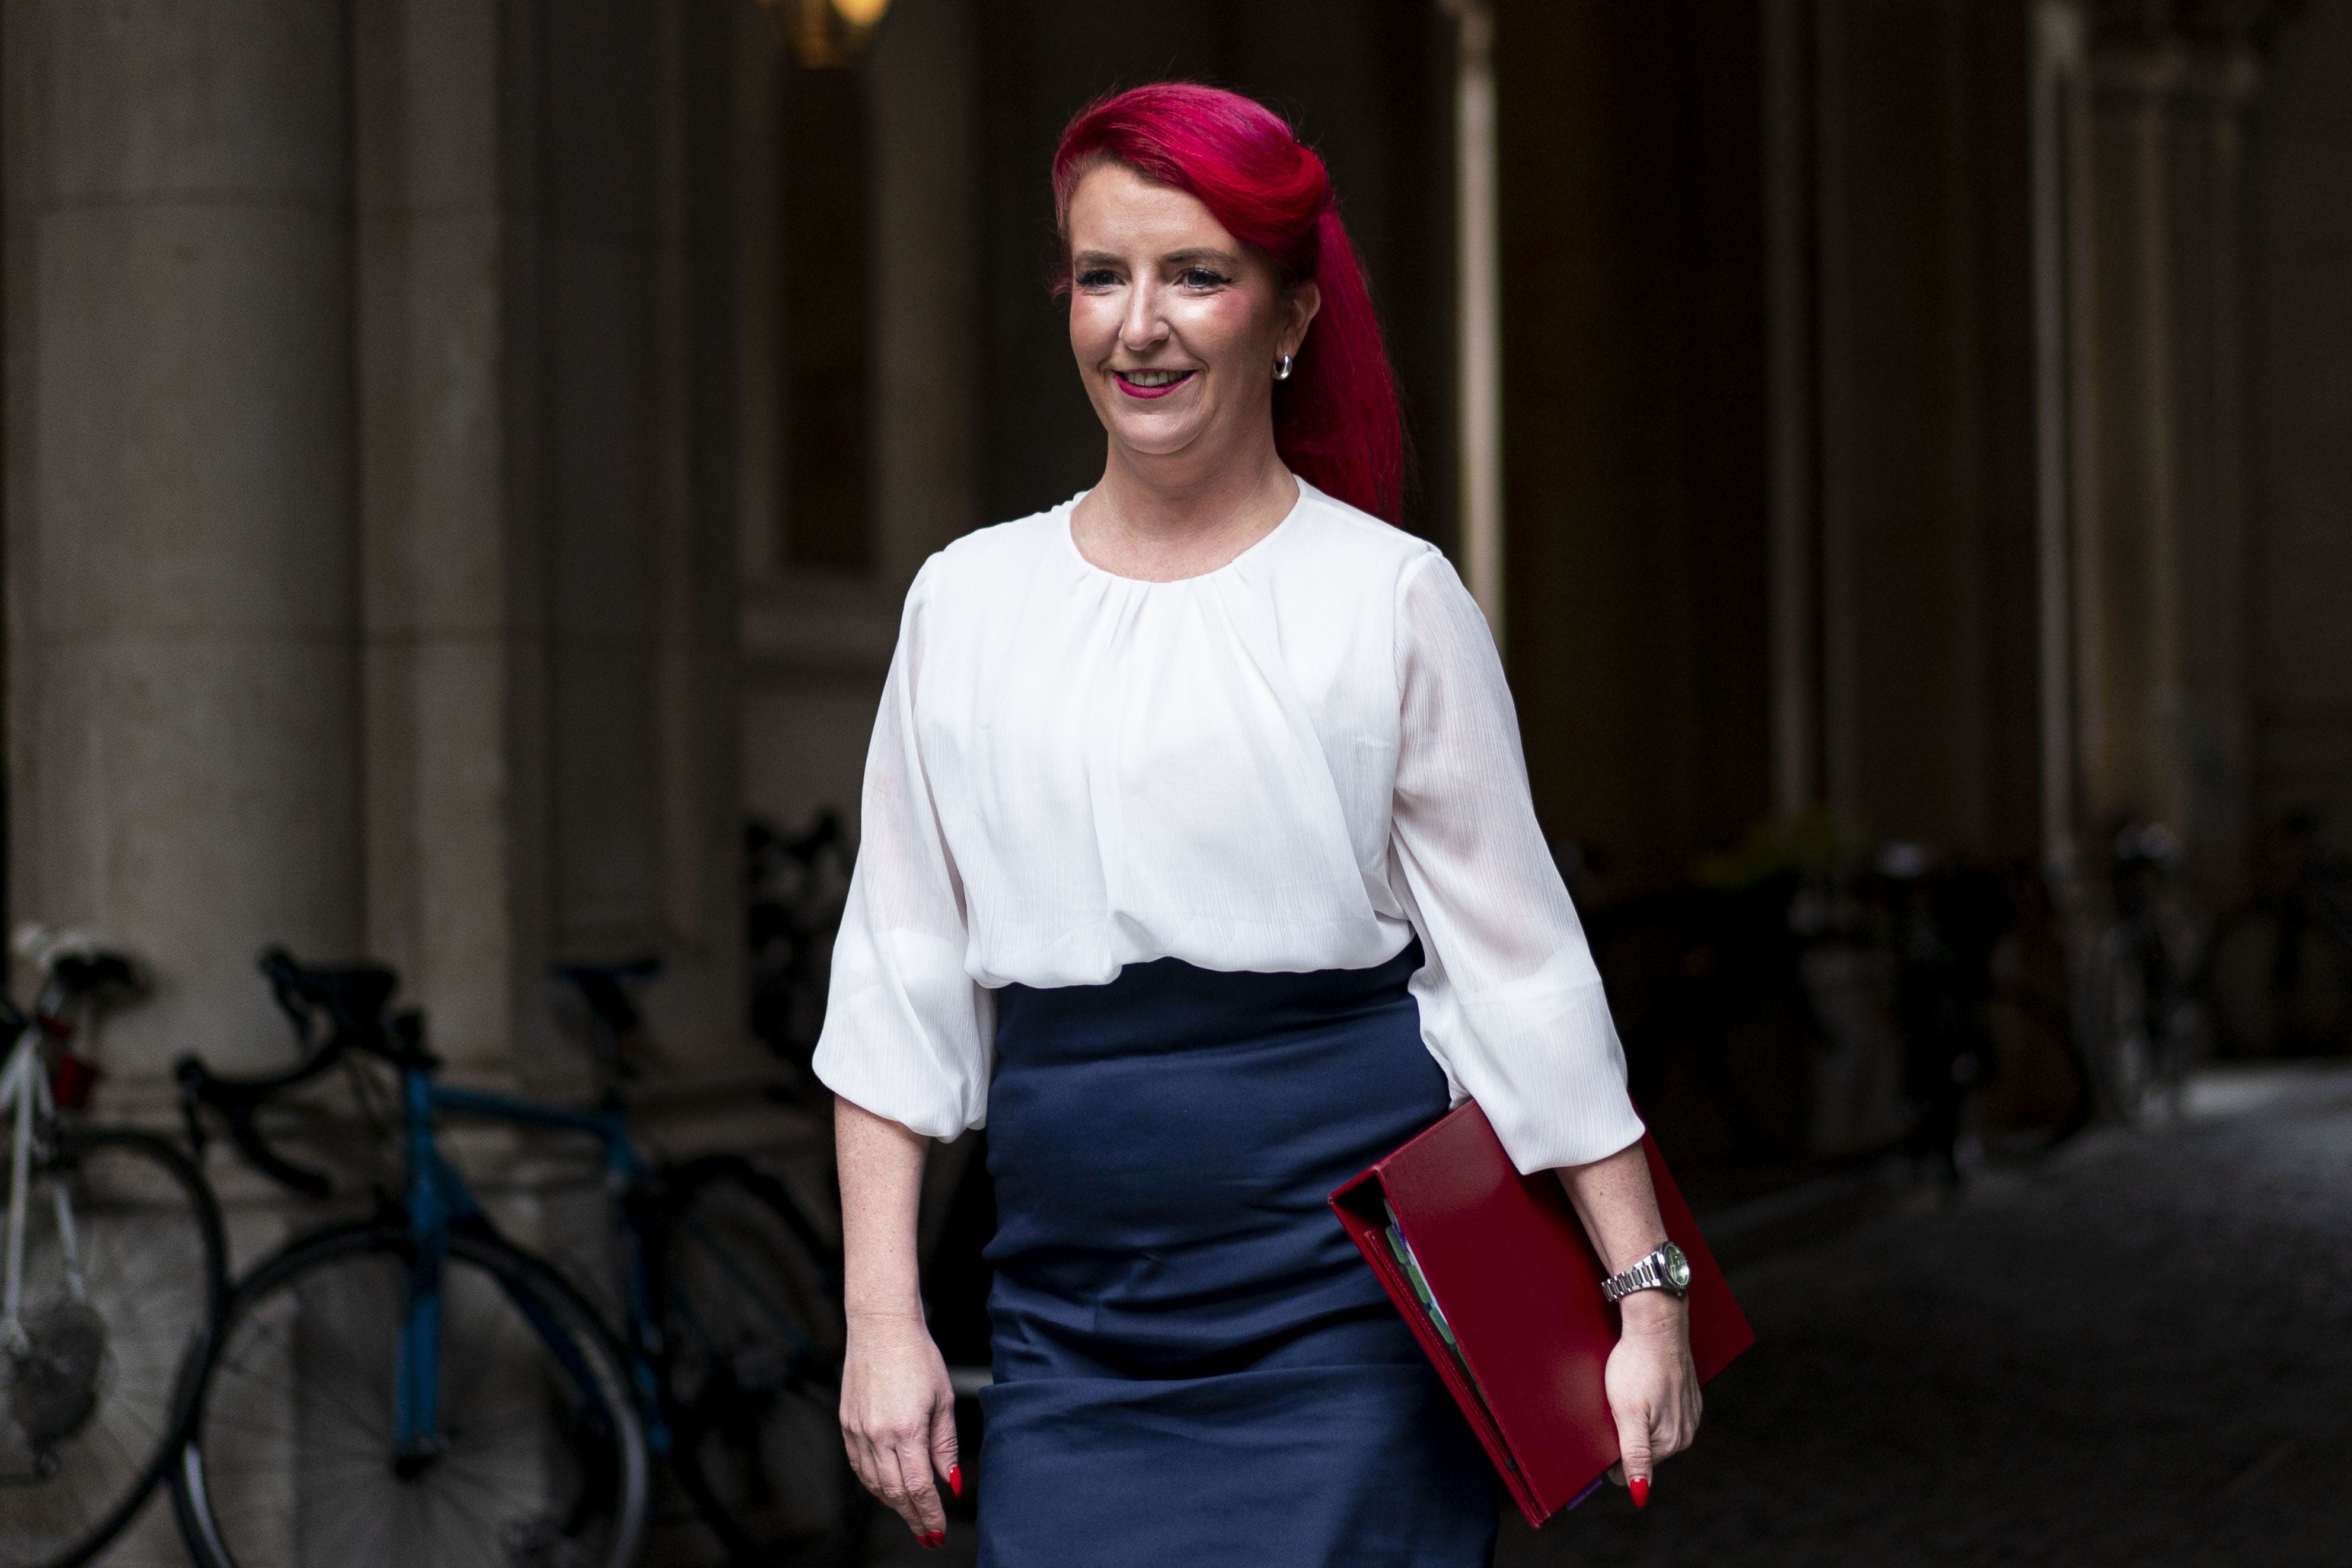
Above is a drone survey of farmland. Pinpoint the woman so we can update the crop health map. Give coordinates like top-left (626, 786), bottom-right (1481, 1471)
top-left (817, 84), bottom-right (1700, 1564)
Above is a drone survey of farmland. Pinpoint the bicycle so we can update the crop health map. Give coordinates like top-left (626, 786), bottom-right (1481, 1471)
top-left (1871, 848), bottom-right (2091, 1177)
top-left (167, 949), bottom-right (863, 1568)
top-left (1587, 848), bottom-right (2088, 1181)
top-left (2199, 809), bottom-right (2352, 1058)
top-left (746, 810), bottom-right (856, 1091)
top-left (2083, 820), bottom-right (2204, 1123)
top-left (2, 935), bottom-right (225, 1568)
top-left (549, 957), bottom-right (868, 1566)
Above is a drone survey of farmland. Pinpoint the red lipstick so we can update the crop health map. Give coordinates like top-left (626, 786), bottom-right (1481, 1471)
top-left (1113, 369), bottom-right (1195, 400)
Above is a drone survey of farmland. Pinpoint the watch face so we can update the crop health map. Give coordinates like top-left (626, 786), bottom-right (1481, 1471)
top-left (1663, 1243), bottom-right (1692, 1291)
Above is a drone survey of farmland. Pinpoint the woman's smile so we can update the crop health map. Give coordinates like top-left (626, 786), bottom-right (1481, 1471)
top-left (1112, 367), bottom-right (1196, 399)
top-left (1063, 162), bottom-right (1313, 458)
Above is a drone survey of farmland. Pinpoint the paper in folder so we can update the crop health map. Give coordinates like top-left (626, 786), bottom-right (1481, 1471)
top-left (1329, 1101), bottom-right (1754, 1528)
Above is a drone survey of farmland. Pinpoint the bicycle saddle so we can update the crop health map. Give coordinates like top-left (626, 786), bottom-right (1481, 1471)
top-left (554, 957), bottom-right (663, 984)
top-left (13, 924), bottom-right (148, 997)
top-left (553, 958), bottom-right (662, 1028)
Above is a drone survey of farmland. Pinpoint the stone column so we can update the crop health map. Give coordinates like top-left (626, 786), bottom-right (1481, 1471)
top-left (2082, 11), bottom-right (2274, 889)
top-left (2246, 1), bottom-right (2352, 848)
top-left (356, 0), bottom-right (752, 1103)
top-left (4, 1), bottom-right (360, 1077)
top-left (2086, 42), bottom-right (2187, 829)
top-left (355, 0), bottom-right (550, 1080)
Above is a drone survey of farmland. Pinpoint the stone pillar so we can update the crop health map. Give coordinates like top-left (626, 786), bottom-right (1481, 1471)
top-left (2160, 49), bottom-right (2260, 883)
top-left (4, 1), bottom-right (360, 1076)
top-left (354, 0), bottom-right (550, 1079)
top-left (2084, 42), bottom-right (2187, 829)
top-left (538, 0), bottom-right (747, 1098)
top-left (2246, 1), bottom-right (2352, 849)
top-left (1750, 0), bottom-right (2046, 858)
top-left (356, 0), bottom-right (750, 1095)
top-left (2081, 11), bottom-right (2273, 889)
top-left (739, 0), bottom-right (978, 830)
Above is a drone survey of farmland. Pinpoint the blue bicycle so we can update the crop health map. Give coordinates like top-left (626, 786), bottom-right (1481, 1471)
top-left (168, 950), bottom-right (863, 1567)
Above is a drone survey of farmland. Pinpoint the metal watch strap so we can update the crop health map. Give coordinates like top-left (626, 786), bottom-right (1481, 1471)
top-left (1602, 1245), bottom-right (1679, 1303)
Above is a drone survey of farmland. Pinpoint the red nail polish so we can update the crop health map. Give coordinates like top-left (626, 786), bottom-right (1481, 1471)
top-left (949, 1464), bottom-right (964, 1498)
top-left (1629, 1476), bottom-right (1651, 1509)
top-left (928, 1531), bottom-right (946, 1548)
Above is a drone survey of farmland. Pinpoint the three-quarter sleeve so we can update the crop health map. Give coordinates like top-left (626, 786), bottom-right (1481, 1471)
top-left (810, 560), bottom-right (994, 1138)
top-left (1387, 551), bottom-right (1645, 1174)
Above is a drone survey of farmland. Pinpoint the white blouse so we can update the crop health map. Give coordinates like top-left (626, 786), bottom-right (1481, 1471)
top-left (810, 478), bottom-right (1644, 1175)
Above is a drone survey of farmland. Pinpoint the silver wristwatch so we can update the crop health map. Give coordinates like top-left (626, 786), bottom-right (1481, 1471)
top-left (1601, 1241), bottom-right (1691, 1304)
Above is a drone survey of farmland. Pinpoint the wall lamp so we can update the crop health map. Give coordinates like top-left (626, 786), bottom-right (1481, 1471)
top-left (756, 0), bottom-right (892, 68)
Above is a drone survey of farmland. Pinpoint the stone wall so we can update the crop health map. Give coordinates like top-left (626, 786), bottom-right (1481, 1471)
top-left (5, 0), bottom-right (365, 1077)
top-left (7, 0), bottom-right (751, 1099)
top-left (1494, 0), bottom-right (2046, 898)
top-left (1488, 0), bottom-right (2347, 904)
top-left (2246, 1), bottom-right (2352, 855)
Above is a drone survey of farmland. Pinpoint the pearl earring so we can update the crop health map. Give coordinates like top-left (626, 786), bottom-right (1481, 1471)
top-left (1274, 353), bottom-right (1294, 382)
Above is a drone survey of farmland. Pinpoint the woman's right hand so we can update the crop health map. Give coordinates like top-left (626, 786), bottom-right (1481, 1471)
top-left (840, 1310), bottom-right (961, 1549)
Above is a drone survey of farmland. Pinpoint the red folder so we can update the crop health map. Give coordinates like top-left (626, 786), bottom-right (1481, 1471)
top-left (1329, 1101), bottom-right (1753, 1527)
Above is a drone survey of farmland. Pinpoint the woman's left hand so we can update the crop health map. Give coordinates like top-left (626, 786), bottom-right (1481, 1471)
top-left (1603, 1292), bottom-right (1702, 1506)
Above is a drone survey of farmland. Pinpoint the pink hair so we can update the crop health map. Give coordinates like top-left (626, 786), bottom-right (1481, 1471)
top-left (1051, 84), bottom-right (1406, 526)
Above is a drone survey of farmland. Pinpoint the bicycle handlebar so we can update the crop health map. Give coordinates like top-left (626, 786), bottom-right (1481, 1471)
top-left (175, 947), bottom-right (436, 1199)
top-left (175, 1055), bottom-right (336, 1197)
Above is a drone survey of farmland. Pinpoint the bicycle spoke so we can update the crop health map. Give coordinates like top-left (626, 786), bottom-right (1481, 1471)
top-left (181, 1227), bottom-right (647, 1568)
top-left (656, 1164), bottom-right (860, 1559)
top-left (1, 1131), bottom-right (222, 1568)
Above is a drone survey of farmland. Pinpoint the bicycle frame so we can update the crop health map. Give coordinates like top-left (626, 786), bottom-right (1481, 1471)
top-left (375, 1050), bottom-right (829, 1487)
top-left (2, 1033), bottom-right (83, 1359)
top-left (389, 1069), bottom-right (656, 1465)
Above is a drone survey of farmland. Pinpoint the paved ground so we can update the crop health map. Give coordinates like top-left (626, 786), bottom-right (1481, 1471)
top-left (1497, 1069), bottom-right (2352, 1568)
top-left (874, 1069), bottom-right (2352, 1567)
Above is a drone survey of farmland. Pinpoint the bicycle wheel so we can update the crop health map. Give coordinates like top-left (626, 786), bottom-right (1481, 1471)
top-left (1975, 989), bottom-right (2091, 1154)
top-left (650, 1157), bottom-right (865, 1567)
top-left (173, 1222), bottom-right (650, 1568)
top-left (2085, 924), bottom-right (2164, 1124)
top-left (1, 1127), bottom-right (224, 1568)
top-left (2202, 898), bottom-right (2352, 1058)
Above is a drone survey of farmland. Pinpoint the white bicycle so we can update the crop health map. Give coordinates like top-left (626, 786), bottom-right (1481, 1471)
top-left (2, 934), bottom-right (224, 1568)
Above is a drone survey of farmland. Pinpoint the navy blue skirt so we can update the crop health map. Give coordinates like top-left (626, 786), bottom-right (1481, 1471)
top-left (975, 936), bottom-right (1498, 1566)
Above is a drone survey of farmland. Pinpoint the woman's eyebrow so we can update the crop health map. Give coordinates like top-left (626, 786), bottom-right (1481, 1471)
top-left (1069, 246), bottom-right (1241, 272)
